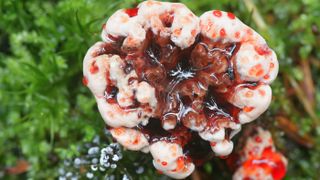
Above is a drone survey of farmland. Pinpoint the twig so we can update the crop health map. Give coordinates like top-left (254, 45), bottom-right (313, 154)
top-left (243, 0), bottom-right (267, 31)
top-left (310, 57), bottom-right (320, 69)
top-left (276, 116), bottom-right (315, 148)
top-left (300, 59), bottom-right (315, 108)
top-left (287, 75), bottom-right (319, 125)
top-left (191, 169), bottom-right (202, 180)
top-left (6, 160), bottom-right (29, 175)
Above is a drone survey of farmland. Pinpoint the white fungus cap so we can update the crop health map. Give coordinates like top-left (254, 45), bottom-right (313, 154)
top-left (149, 141), bottom-right (195, 179)
top-left (102, 0), bottom-right (200, 49)
top-left (110, 127), bottom-right (149, 151)
top-left (83, 42), bottom-right (109, 96)
top-left (192, 9), bottom-right (278, 156)
top-left (233, 128), bottom-right (288, 180)
top-left (199, 127), bottom-right (225, 142)
top-left (199, 11), bottom-right (265, 43)
top-left (199, 121), bottom-right (241, 141)
top-left (231, 84), bottom-right (272, 124)
top-left (84, 1), bottom-right (279, 179)
top-left (200, 10), bottom-right (278, 84)
top-left (83, 44), bottom-right (157, 128)
top-left (210, 140), bottom-right (234, 156)
top-left (101, 9), bottom-right (146, 48)
top-left (235, 43), bottom-right (271, 82)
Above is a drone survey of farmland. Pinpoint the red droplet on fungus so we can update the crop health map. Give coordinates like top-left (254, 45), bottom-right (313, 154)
top-left (235, 31), bottom-right (240, 39)
top-left (270, 63), bottom-right (275, 69)
top-left (210, 142), bottom-right (217, 146)
top-left (176, 157), bottom-right (185, 171)
top-left (227, 12), bottom-right (235, 19)
top-left (263, 74), bottom-right (270, 79)
top-left (82, 76), bottom-right (88, 86)
top-left (254, 45), bottom-right (271, 56)
top-left (102, 23), bottom-right (106, 30)
top-left (90, 61), bottom-right (99, 74)
top-left (220, 28), bottom-right (226, 37)
top-left (254, 136), bottom-right (262, 143)
top-left (213, 10), bottom-right (222, 17)
top-left (271, 161), bottom-right (286, 180)
top-left (133, 137), bottom-right (139, 144)
top-left (125, 7), bottom-right (139, 17)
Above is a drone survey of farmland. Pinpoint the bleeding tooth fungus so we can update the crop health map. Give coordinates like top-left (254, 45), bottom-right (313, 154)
top-left (83, 0), bottom-right (281, 179)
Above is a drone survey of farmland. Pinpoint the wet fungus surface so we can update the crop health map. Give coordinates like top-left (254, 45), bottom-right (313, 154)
top-left (83, 1), bottom-right (278, 179)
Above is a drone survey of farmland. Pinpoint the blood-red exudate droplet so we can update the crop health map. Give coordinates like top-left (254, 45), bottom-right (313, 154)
top-left (213, 10), bottom-right (222, 17)
top-left (125, 8), bottom-right (139, 17)
top-left (82, 76), bottom-right (88, 86)
top-left (227, 12), bottom-right (235, 19)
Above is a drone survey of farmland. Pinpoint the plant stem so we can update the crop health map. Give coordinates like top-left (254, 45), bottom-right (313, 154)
top-left (243, 0), bottom-right (267, 31)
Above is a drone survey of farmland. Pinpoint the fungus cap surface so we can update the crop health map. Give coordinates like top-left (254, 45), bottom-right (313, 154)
top-left (83, 1), bottom-right (279, 179)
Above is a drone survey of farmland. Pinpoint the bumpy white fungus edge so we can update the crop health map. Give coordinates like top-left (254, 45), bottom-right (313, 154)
top-left (84, 1), bottom-right (280, 179)
top-left (149, 141), bottom-right (195, 179)
top-left (102, 0), bottom-right (200, 49)
top-left (232, 84), bottom-right (272, 124)
top-left (110, 127), bottom-right (149, 151)
top-left (200, 11), bottom-right (278, 83)
top-left (83, 44), bottom-right (157, 128)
